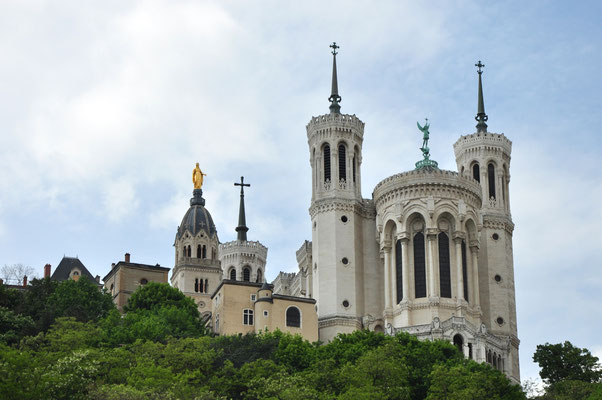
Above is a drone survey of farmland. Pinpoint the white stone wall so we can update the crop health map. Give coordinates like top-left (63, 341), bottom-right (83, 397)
top-left (219, 240), bottom-right (267, 283)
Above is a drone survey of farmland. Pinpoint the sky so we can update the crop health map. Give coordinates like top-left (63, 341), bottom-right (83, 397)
top-left (1, 0), bottom-right (601, 384)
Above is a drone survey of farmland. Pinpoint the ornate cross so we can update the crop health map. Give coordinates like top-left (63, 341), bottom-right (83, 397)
top-left (234, 176), bottom-right (250, 195)
top-left (330, 42), bottom-right (339, 55)
top-left (475, 60), bottom-right (485, 74)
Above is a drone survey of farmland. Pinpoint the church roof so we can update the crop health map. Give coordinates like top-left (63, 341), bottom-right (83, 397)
top-left (175, 189), bottom-right (217, 241)
top-left (51, 256), bottom-right (97, 283)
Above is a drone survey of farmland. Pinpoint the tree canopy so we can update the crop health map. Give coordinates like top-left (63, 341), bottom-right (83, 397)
top-left (533, 341), bottom-right (602, 385)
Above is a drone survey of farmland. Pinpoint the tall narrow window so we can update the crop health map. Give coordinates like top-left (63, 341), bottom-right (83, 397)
top-left (229, 268), bottom-right (236, 280)
top-left (187, 246), bottom-right (191, 257)
top-left (395, 239), bottom-right (403, 303)
top-left (205, 279), bottom-right (208, 293)
top-left (243, 267), bottom-right (251, 282)
top-left (199, 278), bottom-right (204, 293)
top-left (194, 278), bottom-right (199, 293)
top-left (323, 145), bottom-right (331, 183)
top-left (472, 164), bottom-right (480, 182)
top-left (286, 307), bottom-right (301, 327)
top-left (182, 246), bottom-right (186, 257)
top-left (338, 144), bottom-right (346, 181)
top-left (488, 163), bottom-right (496, 199)
top-left (202, 245), bottom-right (207, 259)
top-left (352, 155), bottom-right (356, 183)
top-left (256, 269), bottom-right (263, 283)
top-left (243, 309), bottom-right (254, 325)
top-left (197, 245), bottom-right (201, 258)
top-left (413, 232), bottom-right (426, 298)
top-left (438, 232), bottom-right (451, 298)
top-left (461, 240), bottom-right (469, 301)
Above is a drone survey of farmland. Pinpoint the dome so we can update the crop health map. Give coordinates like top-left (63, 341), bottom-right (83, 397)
top-left (175, 189), bottom-right (218, 241)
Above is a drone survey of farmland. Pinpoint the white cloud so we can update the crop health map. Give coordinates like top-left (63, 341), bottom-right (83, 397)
top-left (103, 178), bottom-right (139, 222)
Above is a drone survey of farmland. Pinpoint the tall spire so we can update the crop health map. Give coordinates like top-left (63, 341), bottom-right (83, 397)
top-left (234, 176), bottom-right (250, 242)
top-left (475, 60), bottom-right (488, 133)
top-left (328, 42), bottom-right (341, 114)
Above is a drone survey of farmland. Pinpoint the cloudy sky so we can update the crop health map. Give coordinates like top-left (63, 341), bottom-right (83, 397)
top-left (1, 0), bottom-right (601, 383)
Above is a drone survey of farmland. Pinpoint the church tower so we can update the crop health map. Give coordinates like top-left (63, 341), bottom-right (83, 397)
top-left (219, 177), bottom-right (267, 284)
top-left (171, 165), bottom-right (222, 318)
top-left (308, 43), bottom-right (381, 342)
top-left (453, 62), bottom-right (520, 381)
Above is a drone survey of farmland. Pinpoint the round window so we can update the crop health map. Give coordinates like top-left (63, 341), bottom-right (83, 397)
top-left (342, 257), bottom-right (349, 265)
top-left (492, 233), bottom-right (499, 241)
top-left (494, 274), bottom-right (502, 283)
top-left (140, 278), bottom-right (148, 285)
top-left (342, 300), bottom-right (350, 308)
top-left (341, 215), bottom-right (348, 223)
top-left (198, 301), bottom-right (206, 308)
top-left (496, 317), bottom-right (504, 325)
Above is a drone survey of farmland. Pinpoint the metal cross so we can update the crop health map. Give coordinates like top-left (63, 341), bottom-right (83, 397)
top-left (475, 60), bottom-right (485, 74)
top-left (234, 176), bottom-right (250, 195)
top-left (330, 42), bottom-right (339, 55)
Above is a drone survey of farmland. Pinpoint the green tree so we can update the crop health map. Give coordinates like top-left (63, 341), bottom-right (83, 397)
top-left (426, 362), bottom-right (525, 400)
top-left (124, 282), bottom-right (197, 314)
top-left (533, 341), bottom-right (602, 385)
top-left (18, 277), bottom-right (59, 332)
top-left (0, 307), bottom-right (35, 345)
top-left (48, 277), bottom-right (115, 322)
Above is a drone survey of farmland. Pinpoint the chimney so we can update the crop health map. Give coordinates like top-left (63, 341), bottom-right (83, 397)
top-left (111, 263), bottom-right (116, 269)
top-left (125, 253), bottom-right (130, 263)
top-left (95, 275), bottom-right (100, 283)
top-left (44, 263), bottom-right (51, 278)
top-left (23, 275), bottom-right (28, 287)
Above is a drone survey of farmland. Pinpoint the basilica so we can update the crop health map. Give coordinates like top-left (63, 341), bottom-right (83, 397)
top-left (104, 44), bottom-right (520, 383)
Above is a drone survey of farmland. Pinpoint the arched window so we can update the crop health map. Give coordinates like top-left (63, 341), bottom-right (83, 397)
top-left (199, 278), bottom-right (204, 293)
top-left (202, 245), bottom-right (207, 259)
top-left (413, 232), bottom-right (426, 298)
top-left (438, 232), bottom-right (451, 298)
top-left (204, 279), bottom-right (208, 293)
top-left (194, 278), bottom-right (199, 292)
top-left (212, 248), bottom-right (216, 260)
top-left (352, 155), bottom-right (356, 183)
top-left (338, 144), bottom-right (346, 181)
top-left (243, 267), bottom-right (251, 282)
top-left (488, 163), bottom-right (496, 199)
top-left (243, 309), bottom-right (254, 325)
top-left (183, 246), bottom-right (186, 257)
top-left (472, 163), bottom-right (480, 182)
top-left (215, 314), bottom-right (219, 332)
top-left (468, 343), bottom-right (473, 359)
top-left (110, 283), bottom-right (114, 294)
top-left (197, 245), bottom-right (201, 258)
top-left (229, 268), bottom-right (236, 280)
top-left (461, 240), bottom-right (469, 301)
top-left (286, 306), bottom-right (301, 327)
top-left (256, 269), bottom-right (263, 283)
top-left (187, 246), bottom-right (191, 257)
top-left (453, 334), bottom-right (464, 354)
top-left (493, 352), bottom-right (498, 369)
top-left (323, 144), bottom-right (331, 183)
top-left (395, 239), bottom-right (403, 303)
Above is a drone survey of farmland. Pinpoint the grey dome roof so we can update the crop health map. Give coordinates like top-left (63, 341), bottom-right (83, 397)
top-left (175, 189), bottom-right (217, 240)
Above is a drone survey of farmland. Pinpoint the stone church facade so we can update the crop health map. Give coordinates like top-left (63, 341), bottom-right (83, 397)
top-left (274, 47), bottom-right (520, 382)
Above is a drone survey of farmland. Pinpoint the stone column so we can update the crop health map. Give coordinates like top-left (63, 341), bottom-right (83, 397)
top-left (383, 245), bottom-right (391, 309)
top-left (453, 234), bottom-right (465, 303)
top-left (426, 230), bottom-right (437, 298)
top-left (400, 237), bottom-right (410, 301)
top-left (390, 243), bottom-right (398, 306)
top-left (470, 243), bottom-right (480, 308)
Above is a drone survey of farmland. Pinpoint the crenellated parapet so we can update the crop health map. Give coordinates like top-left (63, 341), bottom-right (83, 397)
top-left (453, 132), bottom-right (512, 163)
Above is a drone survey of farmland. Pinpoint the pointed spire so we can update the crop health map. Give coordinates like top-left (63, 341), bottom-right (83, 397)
top-left (328, 42), bottom-right (341, 114)
top-left (475, 60), bottom-right (488, 133)
top-left (234, 176), bottom-right (250, 242)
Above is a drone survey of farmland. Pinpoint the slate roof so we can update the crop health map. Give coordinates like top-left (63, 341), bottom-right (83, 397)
top-left (175, 189), bottom-right (218, 242)
top-left (51, 256), bottom-right (98, 283)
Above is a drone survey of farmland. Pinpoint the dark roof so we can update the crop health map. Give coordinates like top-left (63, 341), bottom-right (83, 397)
top-left (175, 189), bottom-right (217, 242)
top-left (51, 257), bottom-right (97, 283)
top-left (103, 262), bottom-right (170, 282)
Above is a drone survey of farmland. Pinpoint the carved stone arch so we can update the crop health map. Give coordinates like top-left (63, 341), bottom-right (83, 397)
top-left (401, 208), bottom-right (428, 233)
top-left (465, 218), bottom-right (478, 242)
top-left (433, 208), bottom-right (458, 231)
top-left (382, 218), bottom-right (398, 244)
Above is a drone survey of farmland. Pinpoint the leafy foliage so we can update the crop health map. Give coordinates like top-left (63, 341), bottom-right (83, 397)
top-left (533, 341), bottom-right (602, 385)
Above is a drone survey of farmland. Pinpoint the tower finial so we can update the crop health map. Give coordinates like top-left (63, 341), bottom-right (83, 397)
top-left (234, 176), bottom-right (251, 242)
top-left (328, 42), bottom-right (341, 114)
top-left (475, 60), bottom-right (488, 133)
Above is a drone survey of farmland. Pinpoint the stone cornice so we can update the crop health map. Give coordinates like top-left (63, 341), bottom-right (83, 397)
top-left (309, 198), bottom-right (376, 219)
top-left (373, 169), bottom-right (482, 211)
top-left (318, 314), bottom-right (363, 329)
top-left (172, 264), bottom-right (222, 277)
top-left (453, 132), bottom-right (512, 159)
top-left (482, 215), bottom-right (515, 234)
top-left (306, 113), bottom-right (365, 140)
